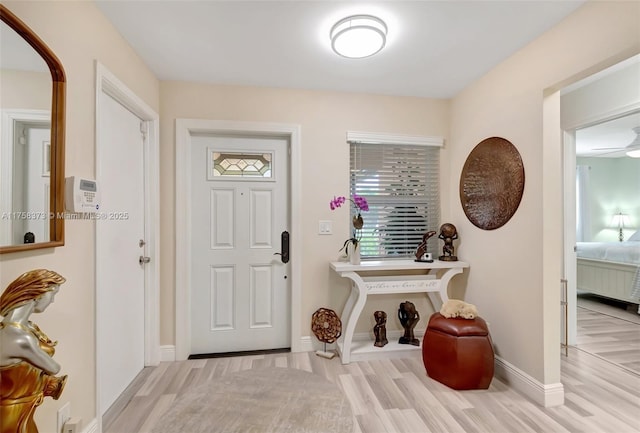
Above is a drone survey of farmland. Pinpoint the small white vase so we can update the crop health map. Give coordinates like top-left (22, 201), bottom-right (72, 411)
top-left (349, 242), bottom-right (361, 265)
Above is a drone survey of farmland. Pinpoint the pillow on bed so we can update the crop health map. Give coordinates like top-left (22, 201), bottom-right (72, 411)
top-left (628, 230), bottom-right (640, 242)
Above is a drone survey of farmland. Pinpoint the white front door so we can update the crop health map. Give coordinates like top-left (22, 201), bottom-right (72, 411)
top-left (97, 92), bottom-right (145, 413)
top-left (190, 134), bottom-right (290, 354)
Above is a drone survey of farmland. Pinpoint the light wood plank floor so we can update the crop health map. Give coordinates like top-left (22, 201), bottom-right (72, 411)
top-left (105, 346), bottom-right (640, 433)
top-left (577, 294), bottom-right (640, 325)
top-left (577, 295), bottom-right (640, 374)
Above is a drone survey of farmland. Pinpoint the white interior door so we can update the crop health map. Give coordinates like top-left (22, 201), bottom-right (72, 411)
top-left (190, 134), bottom-right (290, 354)
top-left (97, 93), bottom-right (145, 413)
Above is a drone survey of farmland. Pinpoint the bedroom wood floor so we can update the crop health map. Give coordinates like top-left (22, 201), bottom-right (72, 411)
top-left (576, 294), bottom-right (640, 374)
top-left (105, 344), bottom-right (640, 433)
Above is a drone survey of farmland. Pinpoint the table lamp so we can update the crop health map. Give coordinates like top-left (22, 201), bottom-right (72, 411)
top-left (611, 212), bottom-right (631, 242)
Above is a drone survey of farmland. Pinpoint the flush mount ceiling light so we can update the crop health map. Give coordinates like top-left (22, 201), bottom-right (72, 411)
top-left (330, 15), bottom-right (387, 59)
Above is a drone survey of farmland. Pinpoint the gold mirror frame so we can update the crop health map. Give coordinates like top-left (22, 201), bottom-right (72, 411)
top-left (0, 5), bottom-right (65, 254)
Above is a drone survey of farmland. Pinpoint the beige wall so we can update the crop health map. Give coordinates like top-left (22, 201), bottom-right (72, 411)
top-left (1, 69), bottom-right (51, 109)
top-left (0, 1), bottom-right (159, 432)
top-left (448, 0), bottom-right (640, 384)
top-left (160, 82), bottom-right (450, 344)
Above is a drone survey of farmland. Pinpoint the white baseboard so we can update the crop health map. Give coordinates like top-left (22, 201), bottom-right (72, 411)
top-left (299, 336), bottom-right (314, 352)
top-left (494, 355), bottom-right (564, 407)
top-left (81, 418), bottom-right (98, 433)
top-left (160, 345), bottom-right (176, 362)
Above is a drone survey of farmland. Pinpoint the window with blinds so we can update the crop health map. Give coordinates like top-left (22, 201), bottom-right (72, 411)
top-left (349, 140), bottom-right (441, 259)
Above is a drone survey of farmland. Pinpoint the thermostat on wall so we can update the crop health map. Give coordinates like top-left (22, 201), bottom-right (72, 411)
top-left (65, 176), bottom-right (100, 213)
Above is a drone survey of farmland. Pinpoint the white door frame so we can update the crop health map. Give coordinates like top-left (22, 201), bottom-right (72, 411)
top-left (562, 129), bottom-right (578, 346)
top-left (95, 62), bottom-right (160, 422)
top-left (175, 119), bottom-right (302, 360)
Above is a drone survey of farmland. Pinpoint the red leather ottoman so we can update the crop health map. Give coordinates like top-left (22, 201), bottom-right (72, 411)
top-left (422, 312), bottom-right (494, 390)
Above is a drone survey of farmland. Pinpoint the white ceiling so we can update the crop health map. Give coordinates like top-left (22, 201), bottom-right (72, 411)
top-left (94, 0), bottom-right (586, 99)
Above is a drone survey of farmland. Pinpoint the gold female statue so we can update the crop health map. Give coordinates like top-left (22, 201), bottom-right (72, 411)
top-left (0, 269), bottom-right (67, 433)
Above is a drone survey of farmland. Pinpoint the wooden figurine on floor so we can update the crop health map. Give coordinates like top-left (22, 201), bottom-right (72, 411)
top-left (311, 308), bottom-right (342, 359)
top-left (398, 301), bottom-right (420, 346)
top-left (373, 311), bottom-right (388, 347)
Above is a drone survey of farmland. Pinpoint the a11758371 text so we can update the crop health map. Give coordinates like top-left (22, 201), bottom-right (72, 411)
top-left (1, 211), bottom-right (129, 221)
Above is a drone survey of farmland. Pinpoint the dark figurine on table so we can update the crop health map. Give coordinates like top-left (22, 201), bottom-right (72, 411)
top-left (415, 230), bottom-right (436, 262)
top-left (438, 223), bottom-right (458, 262)
top-left (373, 311), bottom-right (388, 347)
top-left (398, 301), bottom-right (420, 346)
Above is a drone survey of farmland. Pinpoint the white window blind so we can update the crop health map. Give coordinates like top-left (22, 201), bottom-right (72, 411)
top-left (350, 141), bottom-right (441, 259)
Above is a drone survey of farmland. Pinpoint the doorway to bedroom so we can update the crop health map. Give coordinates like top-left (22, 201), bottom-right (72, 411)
top-left (561, 54), bottom-right (640, 374)
top-left (572, 112), bottom-right (640, 375)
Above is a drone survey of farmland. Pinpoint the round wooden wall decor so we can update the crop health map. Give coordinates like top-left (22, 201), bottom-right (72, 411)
top-left (459, 137), bottom-right (525, 230)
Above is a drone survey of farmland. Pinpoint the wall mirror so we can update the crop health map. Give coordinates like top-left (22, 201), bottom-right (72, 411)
top-left (0, 5), bottom-right (65, 253)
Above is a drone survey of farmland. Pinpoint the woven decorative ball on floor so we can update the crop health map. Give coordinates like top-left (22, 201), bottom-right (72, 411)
top-left (311, 308), bottom-right (342, 344)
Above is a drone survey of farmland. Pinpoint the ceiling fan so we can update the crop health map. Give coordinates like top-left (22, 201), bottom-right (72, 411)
top-left (590, 126), bottom-right (640, 157)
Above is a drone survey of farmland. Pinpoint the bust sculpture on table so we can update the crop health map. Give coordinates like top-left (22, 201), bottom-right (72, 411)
top-left (0, 269), bottom-right (68, 433)
top-left (438, 223), bottom-right (458, 262)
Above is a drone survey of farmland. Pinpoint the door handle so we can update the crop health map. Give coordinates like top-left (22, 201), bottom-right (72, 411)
top-left (274, 231), bottom-right (289, 263)
top-left (139, 255), bottom-right (151, 265)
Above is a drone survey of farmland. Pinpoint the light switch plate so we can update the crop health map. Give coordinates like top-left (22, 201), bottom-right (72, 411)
top-left (319, 220), bottom-right (332, 235)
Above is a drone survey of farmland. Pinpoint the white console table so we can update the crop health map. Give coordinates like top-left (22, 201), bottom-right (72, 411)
top-left (330, 259), bottom-right (469, 364)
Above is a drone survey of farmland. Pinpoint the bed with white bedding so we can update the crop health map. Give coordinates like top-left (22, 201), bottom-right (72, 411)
top-left (576, 236), bottom-right (640, 312)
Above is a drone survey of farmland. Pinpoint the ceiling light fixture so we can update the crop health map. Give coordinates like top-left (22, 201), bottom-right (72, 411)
top-left (330, 15), bottom-right (387, 59)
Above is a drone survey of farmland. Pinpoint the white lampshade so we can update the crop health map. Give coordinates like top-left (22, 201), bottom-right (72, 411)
top-left (330, 15), bottom-right (387, 59)
top-left (610, 212), bottom-right (630, 228)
